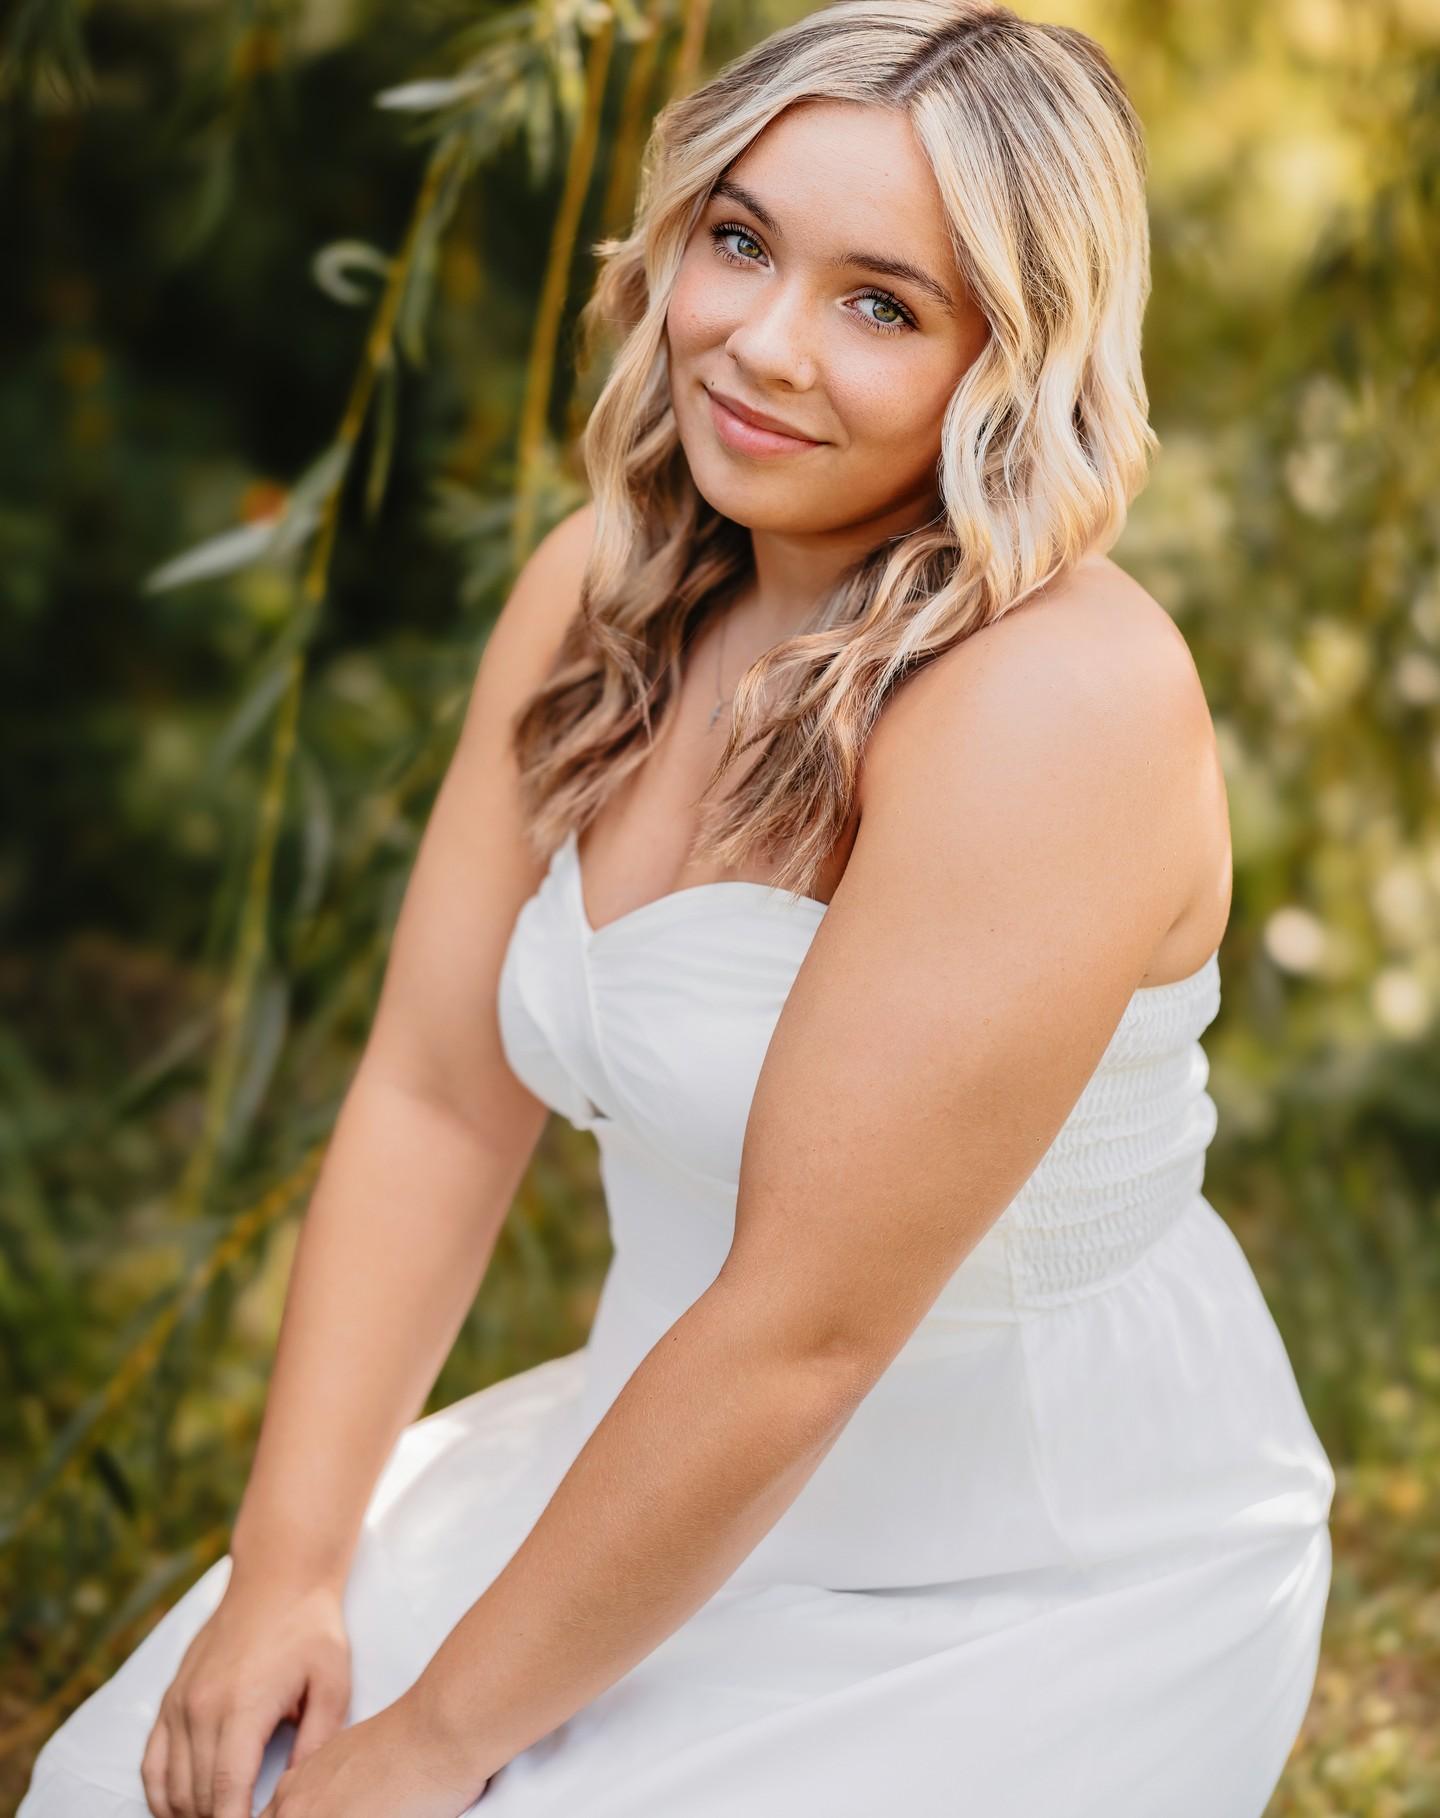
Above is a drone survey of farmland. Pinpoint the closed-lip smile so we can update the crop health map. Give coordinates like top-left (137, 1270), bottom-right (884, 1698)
top-left (707, 386), bottom-right (823, 445)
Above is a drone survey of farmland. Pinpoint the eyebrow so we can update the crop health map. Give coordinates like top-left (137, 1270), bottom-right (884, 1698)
top-left (709, 177), bottom-right (959, 317)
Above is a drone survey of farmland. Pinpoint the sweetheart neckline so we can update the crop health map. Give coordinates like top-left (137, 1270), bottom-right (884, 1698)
top-left (561, 828), bottom-right (1220, 1000)
top-left (566, 827), bottom-right (827, 939)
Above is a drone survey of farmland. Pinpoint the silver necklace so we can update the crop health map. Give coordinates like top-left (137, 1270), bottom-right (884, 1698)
top-left (707, 611), bottom-right (732, 730)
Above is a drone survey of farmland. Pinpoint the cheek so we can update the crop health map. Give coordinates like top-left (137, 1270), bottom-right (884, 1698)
top-left (666, 259), bottom-right (730, 359)
top-left (833, 357), bottom-right (951, 466)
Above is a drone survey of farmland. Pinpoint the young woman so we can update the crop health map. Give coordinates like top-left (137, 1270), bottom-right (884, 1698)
top-left (19, 3), bottom-right (1336, 1814)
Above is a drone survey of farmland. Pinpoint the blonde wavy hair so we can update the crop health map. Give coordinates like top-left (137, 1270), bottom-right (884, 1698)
top-left (512, 0), bottom-right (1157, 896)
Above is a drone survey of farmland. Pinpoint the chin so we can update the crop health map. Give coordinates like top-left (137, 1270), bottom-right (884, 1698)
top-left (690, 475), bottom-right (828, 534)
top-left (676, 439), bottom-right (828, 535)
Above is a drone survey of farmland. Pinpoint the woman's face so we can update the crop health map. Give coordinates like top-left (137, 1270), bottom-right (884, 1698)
top-left (666, 99), bottom-right (990, 540)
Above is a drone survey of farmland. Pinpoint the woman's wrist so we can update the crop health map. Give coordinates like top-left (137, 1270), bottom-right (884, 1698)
top-left (401, 1668), bottom-right (505, 1798)
top-left (227, 1508), bottom-right (355, 1600)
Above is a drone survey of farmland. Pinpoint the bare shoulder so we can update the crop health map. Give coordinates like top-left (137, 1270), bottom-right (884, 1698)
top-left (475, 497), bottom-right (599, 693)
top-left (863, 556), bottom-right (1211, 808)
top-left (851, 557), bottom-right (1220, 969)
top-left (451, 497), bottom-right (599, 772)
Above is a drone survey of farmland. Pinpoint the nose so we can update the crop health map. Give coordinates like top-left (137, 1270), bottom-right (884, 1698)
top-left (722, 277), bottom-right (818, 392)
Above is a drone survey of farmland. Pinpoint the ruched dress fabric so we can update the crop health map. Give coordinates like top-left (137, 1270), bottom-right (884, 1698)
top-left (20, 827), bottom-right (1336, 1818)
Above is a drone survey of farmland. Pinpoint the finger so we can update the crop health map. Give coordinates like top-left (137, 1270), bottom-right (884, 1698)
top-left (188, 1703), bottom-right (218, 1817)
top-left (210, 1709), bottom-right (270, 1818)
top-left (288, 1674), bottom-right (350, 1767)
top-left (140, 1714), bottom-right (173, 1818)
top-left (167, 1704), bottom-right (198, 1817)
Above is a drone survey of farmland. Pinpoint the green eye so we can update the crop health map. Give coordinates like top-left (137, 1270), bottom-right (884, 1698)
top-left (709, 223), bottom-right (765, 262)
top-left (860, 292), bottom-right (906, 329)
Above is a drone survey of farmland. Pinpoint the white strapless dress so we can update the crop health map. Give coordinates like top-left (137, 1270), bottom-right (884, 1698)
top-left (19, 827), bottom-right (1337, 1818)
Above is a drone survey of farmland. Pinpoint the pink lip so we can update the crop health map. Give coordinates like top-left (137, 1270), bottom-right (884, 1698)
top-left (705, 385), bottom-right (825, 457)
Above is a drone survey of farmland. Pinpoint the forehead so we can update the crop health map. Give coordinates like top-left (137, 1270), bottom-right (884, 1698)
top-left (716, 99), bottom-right (955, 272)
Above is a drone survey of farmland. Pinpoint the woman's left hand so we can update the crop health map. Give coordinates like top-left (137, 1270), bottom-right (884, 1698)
top-left (257, 1687), bottom-right (490, 1817)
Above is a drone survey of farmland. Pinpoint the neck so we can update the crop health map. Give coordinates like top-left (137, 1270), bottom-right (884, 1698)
top-left (744, 492), bottom-right (944, 635)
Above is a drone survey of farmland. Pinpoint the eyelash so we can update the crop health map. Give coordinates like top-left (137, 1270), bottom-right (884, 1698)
top-left (706, 221), bottom-right (919, 337)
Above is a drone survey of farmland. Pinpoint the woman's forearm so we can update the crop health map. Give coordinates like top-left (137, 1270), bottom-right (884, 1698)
top-left (228, 1066), bottom-right (539, 1595)
top-left (408, 1276), bottom-right (873, 1789)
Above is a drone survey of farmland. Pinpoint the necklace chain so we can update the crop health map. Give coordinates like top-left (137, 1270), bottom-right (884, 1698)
top-left (707, 610), bottom-right (732, 730)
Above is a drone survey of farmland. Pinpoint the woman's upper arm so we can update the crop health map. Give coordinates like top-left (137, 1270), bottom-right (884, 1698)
top-left (356, 499), bottom-right (598, 1146)
top-left (715, 597), bottom-right (1210, 1379)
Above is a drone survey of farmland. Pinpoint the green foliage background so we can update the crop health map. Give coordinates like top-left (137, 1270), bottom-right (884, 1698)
top-left (2, 0), bottom-right (1437, 1808)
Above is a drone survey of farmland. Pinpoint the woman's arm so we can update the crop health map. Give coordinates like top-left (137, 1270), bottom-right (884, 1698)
top-left (400, 585), bottom-right (1212, 1794)
top-left (227, 500), bottom-right (599, 1594)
